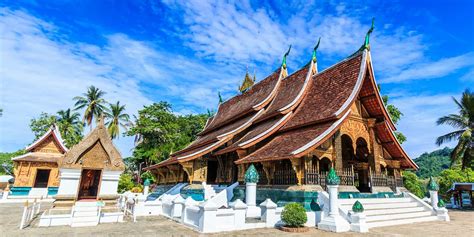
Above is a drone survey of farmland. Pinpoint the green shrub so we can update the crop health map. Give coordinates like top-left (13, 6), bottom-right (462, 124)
top-left (281, 202), bottom-right (307, 227)
top-left (402, 171), bottom-right (425, 198)
top-left (438, 168), bottom-right (474, 200)
top-left (118, 173), bottom-right (135, 193)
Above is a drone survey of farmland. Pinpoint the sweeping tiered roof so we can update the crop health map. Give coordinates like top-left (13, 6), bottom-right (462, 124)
top-left (12, 125), bottom-right (67, 163)
top-left (149, 45), bottom-right (417, 170)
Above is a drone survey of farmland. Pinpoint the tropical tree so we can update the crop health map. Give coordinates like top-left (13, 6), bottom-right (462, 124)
top-left (104, 101), bottom-right (130, 139)
top-left (379, 85), bottom-right (406, 144)
top-left (436, 89), bottom-right (474, 169)
top-left (57, 109), bottom-right (83, 147)
top-left (30, 110), bottom-right (84, 148)
top-left (73, 86), bottom-right (108, 130)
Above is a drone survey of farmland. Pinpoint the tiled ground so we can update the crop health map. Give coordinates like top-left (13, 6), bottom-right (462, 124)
top-left (1, 203), bottom-right (473, 237)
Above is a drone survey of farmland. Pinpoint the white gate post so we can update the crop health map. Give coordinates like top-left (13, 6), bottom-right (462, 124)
top-left (318, 168), bottom-right (350, 232)
top-left (244, 164), bottom-right (260, 218)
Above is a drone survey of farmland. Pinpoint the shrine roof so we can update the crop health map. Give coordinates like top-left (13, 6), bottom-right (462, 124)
top-left (281, 51), bottom-right (365, 131)
top-left (200, 68), bottom-right (282, 134)
top-left (12, 152), bottom-right (63, 163)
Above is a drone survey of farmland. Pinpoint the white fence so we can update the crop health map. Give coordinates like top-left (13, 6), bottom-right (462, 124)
top-left (19, 199), bottom-right (42, 229)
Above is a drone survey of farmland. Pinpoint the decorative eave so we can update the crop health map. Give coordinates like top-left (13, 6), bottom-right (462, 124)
top-left (291, 109), bottom-right (351, 157)
top-left (382, 120), bottom-right (418, 169)
top-left (238, 112), bottom-right (293, 149)
top-left (25, 125), bottom-right (68, 153)
top-left (364, 51), bottom-right (397, 131)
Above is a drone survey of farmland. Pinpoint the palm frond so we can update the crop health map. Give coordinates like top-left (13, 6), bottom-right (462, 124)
top-left (436, 130), bottom-right (465, 146)
top-left (436, 114), bottom-right (468, 129)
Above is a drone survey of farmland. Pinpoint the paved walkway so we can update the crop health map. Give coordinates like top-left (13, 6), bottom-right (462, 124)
top-left (1, 203), bottom-right (473, 237)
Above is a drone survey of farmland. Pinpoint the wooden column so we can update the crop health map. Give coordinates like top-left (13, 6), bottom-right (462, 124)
top-left (261, 162), bottom-right (275, 185)
top-left (368, 119), bottom-right (382, 173)
top-left (290, 158), bottom-right (304, 185)
top-left (180, 161), bottom-right (194, 183)
top-left (334, 133), bottom-right (343, 170)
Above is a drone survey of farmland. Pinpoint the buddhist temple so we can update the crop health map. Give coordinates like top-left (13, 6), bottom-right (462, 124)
top-left (10, 125), bottom-right (67, 197)
top-left (9, 119), bottom-right (125, 204)
top-left (144, 29), bottom-right (418, 205)
top-left (54, 118), bottom-right (125, 205)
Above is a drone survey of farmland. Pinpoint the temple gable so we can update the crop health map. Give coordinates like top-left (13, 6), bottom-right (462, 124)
top-left (76, 141), bottom-right (110, 169)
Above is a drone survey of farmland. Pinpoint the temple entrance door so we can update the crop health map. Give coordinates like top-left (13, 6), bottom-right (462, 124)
top-left (34, 169), bottom-right (50, 188)
top-left (206, 160), bottom-right (218, 184)
top-left (78, 169), bottom-right (102, 200)
top-left (357, 169), bottom-right (370, 192)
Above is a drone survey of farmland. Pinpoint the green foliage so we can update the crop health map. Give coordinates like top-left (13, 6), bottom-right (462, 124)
top-left (281, 203), bottom-right (307, 227)
top-left (126, 102), bottom-right (209, 167)
top-left (438, 168), bottom-right (474, 200)
top-left (415, 147), bottom-right (452, 179)
top-left (30, 112), bottom-right (58, 139)
top-left (30, 111), bottom-right (83, 148)
top-left (140, 171), bottom-right (156, 184)
top-left (381, 89), bottom-right (406, 144)
top-left (402, 171), bottom-right (426, 198)
top-left (436, 89), bottom-right (474, 170)
top-left (73, 85), bottom-right (108, 128)
top-left (118, 173), bottom-right (135, 193)
top-left (104, 101), bottom-right (130, 139)
top-left (0, 150), bottom-right (25, 175)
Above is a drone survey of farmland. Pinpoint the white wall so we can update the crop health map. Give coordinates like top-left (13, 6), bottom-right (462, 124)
top-left (99, 170), bottom-right (121, 196)
top-left (57, 169), bottom-right (81, 196)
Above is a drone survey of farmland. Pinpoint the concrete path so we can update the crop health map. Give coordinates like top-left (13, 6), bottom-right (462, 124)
top-left (1, 203), bottom-right (473, 237)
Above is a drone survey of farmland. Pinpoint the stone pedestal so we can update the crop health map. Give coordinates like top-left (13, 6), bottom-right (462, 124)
top-left (260, 198), bottom-right (278, 227)
top-left (435, 207), bottom-right (450, 222)
top-left (429, 190), bottom-right (439, 209)
top-left (318, 185), bottom-right (350, 232)
top-left (349, 212), bottom-right (368, 232)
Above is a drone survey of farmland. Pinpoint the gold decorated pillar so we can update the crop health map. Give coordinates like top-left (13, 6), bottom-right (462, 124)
top-left (290, 158), bottom-right (304, 185)
top-left (334, 132), bottom-right (343, 170)
top-left (261, 161), bottom-right (275, 185)
top-left (368, 119), bottom-right (381, 173)
top-left (180, 161), bottom-right (194, 183)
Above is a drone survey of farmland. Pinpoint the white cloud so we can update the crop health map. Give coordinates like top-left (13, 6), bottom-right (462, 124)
top-left (391, 93), bottom-right (458, 158)
top-left (0, 9), bottom-right (156, 155)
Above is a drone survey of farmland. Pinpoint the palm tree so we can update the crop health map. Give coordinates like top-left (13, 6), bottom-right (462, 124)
top-left (73, 86), bottom-right (108, 130)
top-left (57, 109), bottom-right (83, 147)
top-left (436, 89), bottom-right (474, 169)
top-left (104, 101), bottom-right (130, 139)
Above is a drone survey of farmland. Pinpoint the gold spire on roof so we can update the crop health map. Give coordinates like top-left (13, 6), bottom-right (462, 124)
top-left (238, 67), bottom-right (256, 93)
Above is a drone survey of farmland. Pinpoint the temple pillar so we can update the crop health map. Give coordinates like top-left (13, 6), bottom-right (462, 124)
top-left (261, 161), bottom-right (275, 185)
top-left (237, 164), bottom-right (247, 182)
top-left (368, 119), bottom-right (381, 173)
top-left (216, 157), bottom-right (224, 183)
top-left (180, 161), bottom-right (194, 183)
top-left (192, 158), bottom-right (207, 183)
top-left (334, 132), bottom-right (343, 170)
top-left (290, 158), bottom-right (304, 185)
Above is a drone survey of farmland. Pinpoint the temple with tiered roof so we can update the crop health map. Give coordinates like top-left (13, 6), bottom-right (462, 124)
top-left (144, 25), bottom-right (417, 201)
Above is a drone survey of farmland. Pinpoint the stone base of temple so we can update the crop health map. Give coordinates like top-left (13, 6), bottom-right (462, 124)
top-left (317, 215), bottom-right (350, 232)
top-left (246, 205), bottom-right (261, 218)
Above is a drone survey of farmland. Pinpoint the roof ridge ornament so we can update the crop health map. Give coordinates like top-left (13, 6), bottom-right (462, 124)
top-left (239, 67), bottom-right (255, 93)
top-left (281, 45), bottom-right (292, 69)
top-left (347, 18), bottom-right (375, 58)
top-left (312, 37), bottom-right (321, 63)
top-left (364, 18), bottom-right (375, 50)
top-left (218, 92), bottom-right (224, 104)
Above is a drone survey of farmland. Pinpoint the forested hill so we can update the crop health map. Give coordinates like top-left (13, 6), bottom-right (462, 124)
top-left (414, 147), bottom-right (452, 178)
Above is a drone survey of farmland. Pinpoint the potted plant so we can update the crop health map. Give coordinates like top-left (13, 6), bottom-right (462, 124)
top-left (280, 202), bottom-right (308, 232)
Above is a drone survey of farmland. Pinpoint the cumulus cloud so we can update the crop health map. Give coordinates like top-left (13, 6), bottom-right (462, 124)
top-left (391, 93), bottom-right (459, 158)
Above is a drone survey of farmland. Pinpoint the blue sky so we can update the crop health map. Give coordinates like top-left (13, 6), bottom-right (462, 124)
top-left (0, 0), bottom-right (472, 158)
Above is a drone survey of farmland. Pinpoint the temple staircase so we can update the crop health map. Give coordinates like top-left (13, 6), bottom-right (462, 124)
top-left (339, 195), bottom-right (438, 229)
top-left (70, 202), bottom-right (100, 227)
